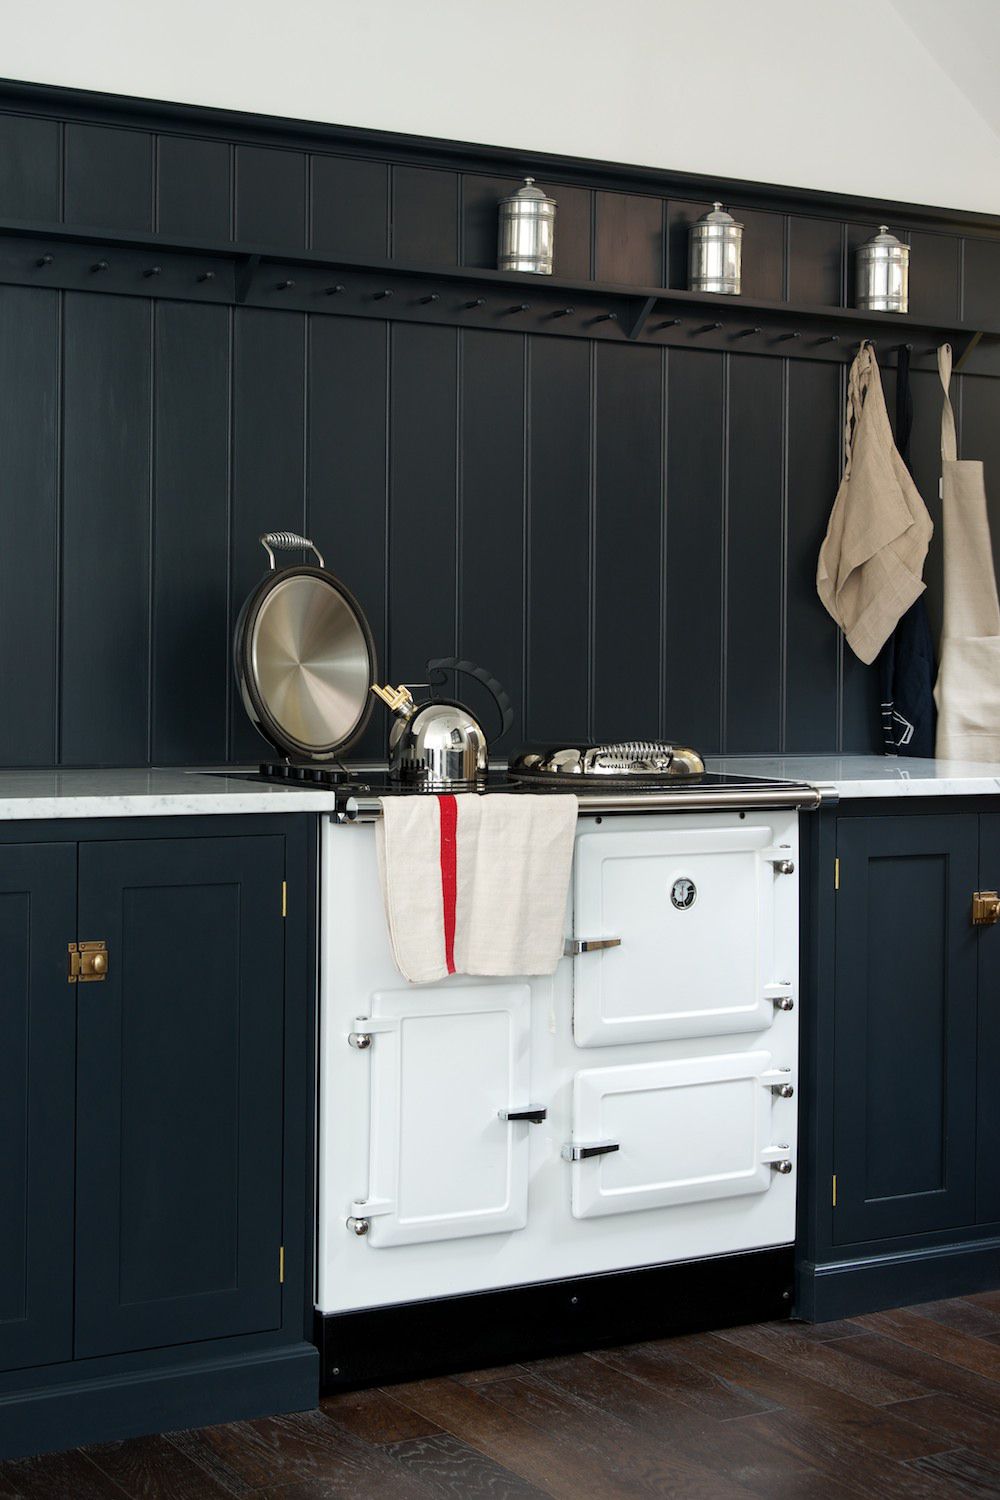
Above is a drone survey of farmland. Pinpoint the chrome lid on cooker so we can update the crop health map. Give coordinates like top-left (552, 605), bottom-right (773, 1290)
top-left (509, 740), bottom-right (705, 783)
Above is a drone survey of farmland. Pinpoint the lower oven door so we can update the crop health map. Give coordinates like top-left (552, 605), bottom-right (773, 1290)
top-left (572, 821), bottom-right (795, 1046)
top-left (358, 983), bottom-right (533, 1247)
top-left (567, 1050), bottom-right (793, 1219)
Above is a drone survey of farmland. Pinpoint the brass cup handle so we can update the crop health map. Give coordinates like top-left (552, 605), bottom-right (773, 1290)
top-left (973, 891), bottom-right (1000, 926)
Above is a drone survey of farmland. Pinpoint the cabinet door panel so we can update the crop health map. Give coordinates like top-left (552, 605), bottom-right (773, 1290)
top-left (977, 815), bottom-right (1000, 1222)
top-left (75, 836), bottom-right (285, 1357)
top-left (833, 815), bottom-right (978, 1244)
top-left (0, 845), bottom-right (76, 1373)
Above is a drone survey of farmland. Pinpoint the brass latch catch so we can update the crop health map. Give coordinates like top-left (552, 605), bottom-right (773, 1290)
top-left (971, 888), bottom-right (1000, 924)
top-left (973, 892), bottom-right (1000, 927)
top-left (68, 940), bottom-right (109, 982)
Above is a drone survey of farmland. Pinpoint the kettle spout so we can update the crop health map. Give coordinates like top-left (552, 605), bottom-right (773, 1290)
top-left (371, 683), bottom-right (417, 721)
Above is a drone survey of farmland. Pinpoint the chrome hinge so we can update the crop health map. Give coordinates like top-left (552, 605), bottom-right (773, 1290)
top-left (765, 983), bottom-right (795, 1012)
top-left (564, 937), bottom-right (622, 956)
top-left (68, 940), bottom-right (108, 983)
top-left (761, 1067), bottom-right (795, 1098)
top-left (348, 1016), bottom-right (397, 1049)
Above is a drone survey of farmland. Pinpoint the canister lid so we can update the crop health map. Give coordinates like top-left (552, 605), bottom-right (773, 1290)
top-left (503, 176), bottom-right (555, 204)
top-left (862, 224), bottom-right (906, 249)
top-left (695, 200), bottom-right (743, 229)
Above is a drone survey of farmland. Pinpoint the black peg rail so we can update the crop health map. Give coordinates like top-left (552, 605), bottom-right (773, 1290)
top-left (0, 216), bottom-right (994, 371)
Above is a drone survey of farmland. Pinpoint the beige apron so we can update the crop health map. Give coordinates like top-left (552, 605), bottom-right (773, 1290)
top-left (933, 344), bottom-right (1000, 762)
top-left (935, 342), bottom-right (1000, 762)
top-left (817, 341), bottom-right (932, 665)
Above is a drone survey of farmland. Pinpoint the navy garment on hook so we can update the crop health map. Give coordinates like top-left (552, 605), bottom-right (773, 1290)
top-left (878, 345), bottom-right (937, 756)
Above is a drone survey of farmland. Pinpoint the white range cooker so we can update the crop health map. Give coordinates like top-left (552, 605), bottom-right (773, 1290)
top-left (311, 755), bottom-right (821, 1390)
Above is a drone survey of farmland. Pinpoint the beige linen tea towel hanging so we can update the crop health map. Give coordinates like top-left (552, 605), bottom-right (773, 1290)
top-left (817, 340), bottom-right (933, 664)
top-left (934, 343), bottom-right (1000, 761)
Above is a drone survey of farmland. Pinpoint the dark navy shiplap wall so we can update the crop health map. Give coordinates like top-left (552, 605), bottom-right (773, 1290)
top-left (0, 85), bottom-right (998, 767)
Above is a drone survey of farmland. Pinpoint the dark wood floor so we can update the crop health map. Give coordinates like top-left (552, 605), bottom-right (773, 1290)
top-left (5, 1295), bottom-right (1000, 1496)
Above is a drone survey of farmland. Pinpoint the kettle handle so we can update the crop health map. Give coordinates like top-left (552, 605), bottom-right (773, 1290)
top-left (426, 657), bottom-right (515, 741)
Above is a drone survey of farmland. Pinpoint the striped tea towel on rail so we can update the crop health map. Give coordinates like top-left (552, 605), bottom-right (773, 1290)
top-left (376, 793), bottom-right (578, 983)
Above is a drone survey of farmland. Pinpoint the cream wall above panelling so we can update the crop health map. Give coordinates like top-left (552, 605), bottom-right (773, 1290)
top-left (0, 0), bottom-right (998, 213)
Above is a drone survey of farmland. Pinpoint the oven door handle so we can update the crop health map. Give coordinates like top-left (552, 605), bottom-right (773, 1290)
top-left (564, 937), bottom-right (622, 956)
top-left (499, 1105), bottom-right (548, 1124)
top-left (561, 1140), bottom-right (620, 1162)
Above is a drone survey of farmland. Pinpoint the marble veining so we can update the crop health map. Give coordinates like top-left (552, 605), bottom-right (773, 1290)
top-left (706, 754), bottom-right (1000, 800)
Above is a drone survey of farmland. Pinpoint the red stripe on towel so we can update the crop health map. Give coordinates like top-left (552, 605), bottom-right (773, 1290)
top-left (437, 794), bottom-right (458, 975)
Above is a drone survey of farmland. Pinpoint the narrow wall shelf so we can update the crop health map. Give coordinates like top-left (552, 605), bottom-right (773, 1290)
top-left (0, 215), bottom-right (992, 370)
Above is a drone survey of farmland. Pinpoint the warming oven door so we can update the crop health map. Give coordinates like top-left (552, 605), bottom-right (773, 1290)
top-left (566, 1049), bottom-right (794, 1219)
top-left (571, 822), bottom-right (795, 1046)
top-left (353, 983), bottom-right (533, 1248)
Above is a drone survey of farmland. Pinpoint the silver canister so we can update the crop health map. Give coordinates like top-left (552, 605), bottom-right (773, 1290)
top-left (856, 225), bottom-right (909, 313)
top-left (688, 202), bottom-right (743, 295)
top-left (498, 177), bottom-right (556, 275)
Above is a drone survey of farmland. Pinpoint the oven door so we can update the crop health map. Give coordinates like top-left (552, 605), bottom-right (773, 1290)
top-left (572, 825), bottom-right (791, 1046)
top-left (566, 1050), bottom-right (793, 1219)
top-left (357, 983), bottom-right (533, 1248)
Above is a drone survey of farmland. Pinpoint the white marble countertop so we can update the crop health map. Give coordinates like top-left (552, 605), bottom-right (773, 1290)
top-left (0, 756), bottom-right (996, 819)
top-left (706, 755), bottom-right (1000, 799)
top-left (0, 768), bottom-right (343, 820)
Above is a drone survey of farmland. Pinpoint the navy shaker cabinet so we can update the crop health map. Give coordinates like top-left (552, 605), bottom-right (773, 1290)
top-left (0, 845), bottom-right (77, 1374)
top-left (0, 815), bottom-right (317, 1460)
top-left (800, 801), bottom-right (1000, 1319)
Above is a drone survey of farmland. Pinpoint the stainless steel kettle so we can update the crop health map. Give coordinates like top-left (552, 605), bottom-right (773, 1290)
top-left (371, 657), bottom-right (514, 788)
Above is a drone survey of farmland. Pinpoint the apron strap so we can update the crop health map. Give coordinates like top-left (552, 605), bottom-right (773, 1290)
top-left (843, 340), bottom-right (874, 478)
top-left (939, 343), bottom-right (957, 464)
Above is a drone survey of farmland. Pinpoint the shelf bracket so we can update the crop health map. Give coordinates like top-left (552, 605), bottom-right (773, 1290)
top-left (235, 252), bottom-right (261, 305)
top-left (627, 295), bottom-right (659, 341)
top-left (954, 330), bottom-right (983, 371)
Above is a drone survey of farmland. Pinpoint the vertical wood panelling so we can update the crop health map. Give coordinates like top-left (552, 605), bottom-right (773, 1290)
top-left (311, 155), bottom-right (389, 258)
top-left (548, 184), bottom-right (593, 280)
top-left (61, 293), bottom-right (151, 764)
top-left (664, 349), bottom-right (724, 750)
top-left (736, 209), bottom-right (785, 301)
top-left (908, 232), bottom-right (961, 325)
top-left (0, 287), bottom-right (59, 764)
top-left (785, 360), bottom-right (840, 750)
top-left (230, 308), bottom-right (306, 761)
top-left (64, 125), bottom-right (152, 231)
top-left (156, 135), bottom-right (231, 241)
top-left (592, 343), bottom-right (662, 740)
top-left (235, 146), bottom-right (306, 246)
top-left (459, 328), bottom-right (525, 752)
top-left (388, 323), bottom-right (458, 684)
top-left (726, 355), bottom-right (783, 751)
top-left (0, 113), bottom-right (61, 220)
top-left (527, 337), bottom-right (591, 743)
top-left (307, 315), bottom-right (389, 761)
top-left (152, 302), bottom-right (230, 763)
top-left (595, 192), bottom-right (664, 286)
top-left (963, 238), bottom-right (1000, 328)
top-left (393, 166), bottom-right (458, 265)
top-left (788, 218), bottom-right (842, 306)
